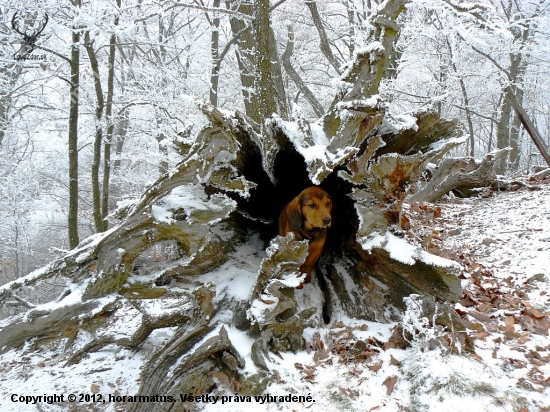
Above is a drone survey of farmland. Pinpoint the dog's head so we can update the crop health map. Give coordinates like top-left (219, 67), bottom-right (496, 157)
top-left (286, 187), bottom-right (332, 231)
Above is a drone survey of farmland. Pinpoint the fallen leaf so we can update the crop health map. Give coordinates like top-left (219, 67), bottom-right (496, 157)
top-left (369, 360), bottom-right (383, 372)
top-left (389, 355), bottom-right (401, 366)
top-left (526, 307), bottom-right (545, 320)
top-left (469, 310), bottom-right (492, 323)
top-left (213, 371), bottom-right (230, 387)
top-left (383, 375), bottom-right (398, 395)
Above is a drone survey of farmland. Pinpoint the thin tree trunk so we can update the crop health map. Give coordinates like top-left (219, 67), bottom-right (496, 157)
top-left (505, 85), bottom-right (550, 168)
top-left (487, 95), bottom-right (502, 152)
top-left (496, 90), bottom-right (512, 173)
top-left (113, 109), bottom-right (129, 173)
top-left (84, 32), bottom-right (105, 233)
top-left (508, 84), bottom-right (523, 169)
top-left (227, 3), bottom-right (256, 120)
top-left (305, 0), bottom-right (342, 74)
top-left (444, 35), bottom-right (475, 156)
top-left (281, 26), bottom-right (324, 118)
top-left (210, 0), bottom-right (221, 106)
top-left (345, 0), bottom-right (355, 56)
top-left (101, 1), bottom-right (120, 231)
top-left (68, 1), bottom-right (81, 249)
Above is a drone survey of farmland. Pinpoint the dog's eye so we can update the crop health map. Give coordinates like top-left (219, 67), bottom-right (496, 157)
top-left (307, 203), bottom-right (316, 208)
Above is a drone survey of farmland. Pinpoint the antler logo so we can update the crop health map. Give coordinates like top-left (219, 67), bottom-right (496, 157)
top-left (11, 11), bottom-right (49, 57)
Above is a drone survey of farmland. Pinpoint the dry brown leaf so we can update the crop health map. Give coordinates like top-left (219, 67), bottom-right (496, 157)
top-left (472, 332), bottom-right (489, 341)
top-left (369, 360), bottom-right (383, 372)
top-left (478, 302), bottom-right (492, 313)
top-left (517, 336), bottom-right (530, 344)
top-left (389, 355), bottom-right (401, 366)
top-left (526, 307), bottom-right (545, 320)
top-left (469, 310), bottom-right (492, 323)
top-left (213, 371), bottom-right (230, 387)
top-left (382, 375), bottom-right (398, 395)
top-left (361, 350), bottom-right (378, 357)
top-left (469, 353), bottom-right (483, 362)
top-left (508, 358), bottom-right (527, 368)
top-left (468, 321), bottom-right (485, 332)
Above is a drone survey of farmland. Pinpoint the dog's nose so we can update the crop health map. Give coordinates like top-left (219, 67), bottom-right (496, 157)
top-left (323, 217), bottom-right (331, 225)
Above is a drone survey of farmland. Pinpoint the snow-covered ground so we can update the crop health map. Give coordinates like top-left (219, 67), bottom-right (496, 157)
top-left (0, 179), bottom-right (549, 411)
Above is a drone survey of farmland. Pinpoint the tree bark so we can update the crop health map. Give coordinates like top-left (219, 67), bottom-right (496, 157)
top-left (228, 2), bottom-right (288, 122)
top-left (84, 32), bottom-right (106, 233)
top-left (281, 26), bottom-right (325, 118)
top-left (305, 0), bottom-right (342, 74)
top-left (210, 0), bottom-right (221, 106)
top-left (101, 1), bottom-right (120, 230)
top-left (505, 86), bottom-right (550, 168)
top-left (408, 148), bottom-right (511, 203)
top-left (252, 0), bottom-right (279, 123)
top-left (68, 0), bottom-right (81, 249)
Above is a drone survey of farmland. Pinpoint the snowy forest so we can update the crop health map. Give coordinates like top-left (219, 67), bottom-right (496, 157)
top-left (0, 0), bottom-right (550, 411)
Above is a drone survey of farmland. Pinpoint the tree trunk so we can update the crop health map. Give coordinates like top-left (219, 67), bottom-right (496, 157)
top-left (210, 0), bottom-right (221, 106)
top-left (305, 0), bottom-right (342, 74)
top-left (281, 26), bottom-right (325, 118)
top-left (84, 31), bottom-right (106, 233)
top-left (505, 86), bottom-right (550, 168)
top-left (68, 1), bottom-right (81, 249)
top-left (228, 2), bottom-right (288, 122)
top-left (408, 148), bottom-right (511, 203)
top-left (252, 0), bottom-right (279, 124)
top-left (101, 4), bottom-right (119, 230)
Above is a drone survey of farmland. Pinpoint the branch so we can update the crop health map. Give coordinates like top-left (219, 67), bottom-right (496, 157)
top-left (217, 24), bottom-right (249, 64)
top-left (33, 45), bottom-right (71, 64)
top-left (505, 85), bottom-right (550, 167)
top-left (409, 149), bottom-right (511, 203)
top-left (269, 0), bottom-right (289, 12)
top-left (455, 32), bottom-right (510, 79)
top-left (304, 0), bottom-right (342, 74)
top-left (281, 26), bottom-right (325, 118)
top-left (441, 0), bottom-right (491, 26)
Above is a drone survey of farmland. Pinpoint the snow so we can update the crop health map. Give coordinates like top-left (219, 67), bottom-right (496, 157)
top-left (1, 180), bottom-right (549, 411)
top-left (152, 184), bottom-right (237, 224)
top-left (274, 117), bottom-right (360, 184)
top-left (358, 231), bottom-right (461, 269)
top-left (377, 113), bottom-right (419, 135)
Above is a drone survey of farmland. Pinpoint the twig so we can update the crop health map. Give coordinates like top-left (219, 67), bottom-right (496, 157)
top-left (499, 228), bottom-right (542, 234)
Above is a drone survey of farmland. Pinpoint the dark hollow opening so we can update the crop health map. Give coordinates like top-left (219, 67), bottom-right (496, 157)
top-left (224, 132), bottom-right (360, 324)
top-left (230, 133), bottom-right (358, 252)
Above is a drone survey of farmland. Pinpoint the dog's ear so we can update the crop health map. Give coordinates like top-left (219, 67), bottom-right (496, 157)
top-left (286, 196), bottom-right (303, 231)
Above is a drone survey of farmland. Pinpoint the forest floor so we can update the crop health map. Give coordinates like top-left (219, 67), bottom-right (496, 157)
top-left (0, 176), bottom-right (549, 412)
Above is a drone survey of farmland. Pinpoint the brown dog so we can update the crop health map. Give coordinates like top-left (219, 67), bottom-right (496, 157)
top-left (279, 187), bottom-right (332, 286)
